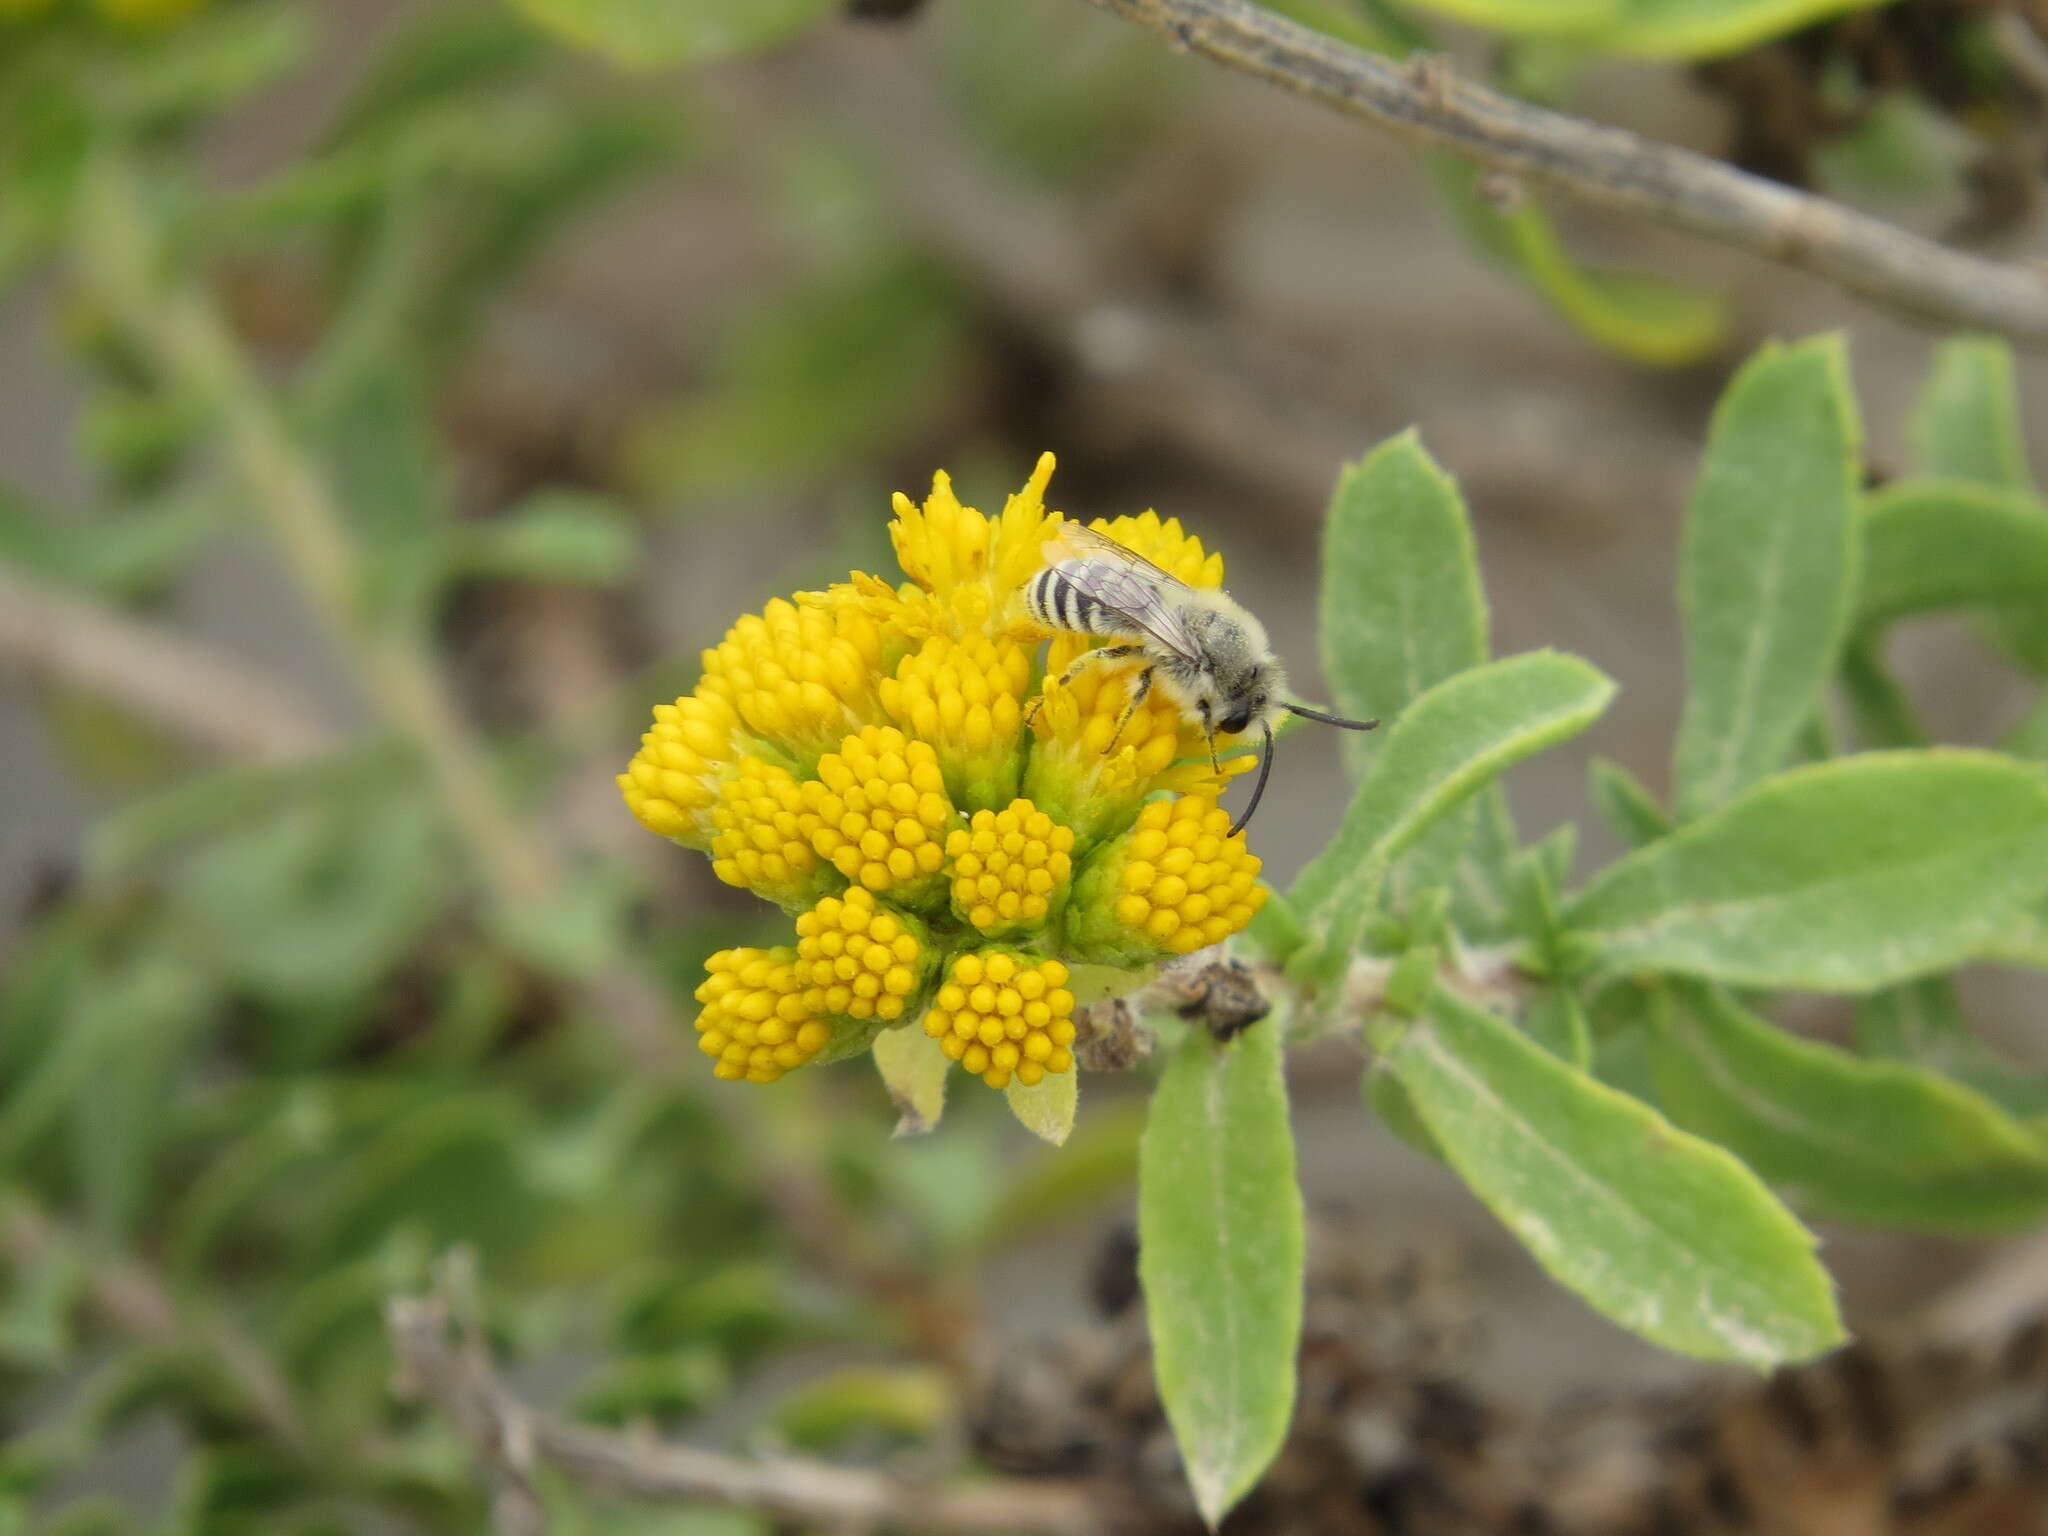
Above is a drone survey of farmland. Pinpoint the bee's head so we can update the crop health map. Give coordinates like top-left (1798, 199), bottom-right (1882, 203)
top-left (1209, 655), bottom-right (1283, 739)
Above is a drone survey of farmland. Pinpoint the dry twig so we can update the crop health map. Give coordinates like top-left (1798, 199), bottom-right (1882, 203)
top-left (0, 1196), bottom-right (308, 1450)
top-left (0, 565), bottom-right (337, 763)
top-left (798, 28), bottom-right (1699, 522)
top-left (1078, 0), bottom-right (2048, 344)
top-left (386, 1257), bottom-right (1101, 1536)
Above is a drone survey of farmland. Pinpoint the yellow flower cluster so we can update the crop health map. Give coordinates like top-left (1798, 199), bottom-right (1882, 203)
top-left (1065, 795), bottom-right (1269, 965)
top-left (621, 453), bottom-right (1277, 1109)
top-left (620, 693), bottom-right (742, 847)
top-left (694, 947), bottom-right (833, 1083)
top-left (708, 757), bottom-right (822, 906)
top-left (801, 727), bottom-right (956, 896)
top-left (794, 888), bottom-right (931, 1023)
top-left (699, 598), bottom-right (887, 757)
top-left (945, 800), bottom-right (1074, 935)
top-left (879, 633), bottom-right (1032, 807)
top-left (922, 952), bottom-right (1078, 1089)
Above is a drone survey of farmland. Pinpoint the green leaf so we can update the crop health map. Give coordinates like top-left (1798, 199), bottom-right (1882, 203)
top-left (1005, 1069), bottom-right (1077, 1147)
top-left (1856, 480), bottom-right (2048, 626)
top-left (1382, 984), bottom-right (1842, 1366)
top-left (574, 1349), bottom-right (731, 1424)
top-left (1365, 1060), bottom-right (1446, 1162)
top-left (1838, 635), bottom-right (1927, 750)
top-left (448, 490), bottom-right (638, 586)
top-left (1398, 0), bottom-right (1621, 39)
top-left (172, 772), bottom-right (451, 1013)
top-left (1317, 431), bottom-right (1519, 925)
top-left (506, 0), bottom-right (834, 67)
top-left (1594, 0), bottom-right (1894, 56)
top-left (1504, 825), bottom-right (1575, 966)
top-left (769, 1366), bottom-right (946, 1451)
top-left (0, 1205), bottom-right (84, 1371)
top-left (1319, 431), bottom-right (1487, 784)
top-left (871, 1026), bottom-right (950, 1137)
top-left (1905, 335), bottom-right (2048, 673)
top-left (624, 261), bottom-right (963, 499)
top-left (1673, 337), bottom-right (1860, 817)
top-left (1431, 160), bottom-right (1724, 366)
top-left (1910, 334), bottom-right (2033, 491)
top-left (1521, 985), bottom-right (1592, 1068)
top-left (1566, 751), bottom-right (2048, 992)
top-left (1260, 0), bottom-right (1406, 51)
top-left (2007, 696), bottom-right (2048, 761)
top-left (1291, 651), bottom-right (1615, 972)
top-left (1990, 900), bottom-right (2048, 972)
top-left (70, 974), bottom-right (208, 1246)
top-left (1650, 983), bottom-right (2048, 1232)
top-left (326, 6), bottom-right (548, 150)
top-left (982, 1100), bottom-right (1145, 1242)
top-left (1856, 978), bottom-right (2048, 1120)
top-left (111, 0), bottom-right (312, 121)
top-left (1140, 1021), bottom-right (1304, 1527)
top-left (1399, 0), bottom-right (1889, 54)
top-left (1588, 758), bottom-right (1672, 849)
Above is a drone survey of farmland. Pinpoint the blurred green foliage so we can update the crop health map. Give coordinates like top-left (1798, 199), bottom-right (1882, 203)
top-left (5, 0), bottom-right (2048, 1530)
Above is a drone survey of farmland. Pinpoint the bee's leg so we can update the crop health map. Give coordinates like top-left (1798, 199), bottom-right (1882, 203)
top-left (1028, 644), bottom-right (1144, 729)
top-left (1107, 665), bottom-right (1155, 754)
top-left (1200, 701), bottom-right (1220, 773)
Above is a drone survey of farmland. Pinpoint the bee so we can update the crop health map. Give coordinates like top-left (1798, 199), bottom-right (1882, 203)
top-left (1022, 522), bottom-right (1378, 834)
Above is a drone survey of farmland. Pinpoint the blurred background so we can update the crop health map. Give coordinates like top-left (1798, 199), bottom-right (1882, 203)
top-left (4, 0), bottom-right (2048, 1530)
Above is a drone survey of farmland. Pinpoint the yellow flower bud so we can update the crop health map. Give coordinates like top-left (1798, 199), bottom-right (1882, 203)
top-left (707, 757), bottom-right (833, 907)
top-left (694, 947), bottom-right (837, 1084)
top-left (1084, 509), bottom-right (1224, 589)
top-left (943, 799), bottom-right (1075, 937)
top-left (1064, 795), bottom-right (1268, 964)
top-left (879, 633), bottom-right (1032, 808)
top-left (922, 950), bottom-right (1077, 1090)
top-left (619, 690), bottom-right (745, 848)
top-left (698, 597), bottom-right (886, 759)
top-left (799, 726), bottom-right (959, 902)
top-left (793, 887), bottom-right (935, 1023)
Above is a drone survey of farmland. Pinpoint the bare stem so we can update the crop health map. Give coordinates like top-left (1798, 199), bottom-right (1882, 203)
top-left (1077, 0), bottom-right (2048, 344)
top-left (387, 1258), bottom-right (1101, 1536)
top-left (0, 565), bottom-right (337, 762)
top-left (74, 147), bottom-right (558, 912)
top-left (0, 1196), bottom-right (307, 1450)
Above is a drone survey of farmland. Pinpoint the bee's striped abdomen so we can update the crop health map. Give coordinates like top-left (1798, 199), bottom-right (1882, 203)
top-left (1026, 562), bottom-right (1122, 636)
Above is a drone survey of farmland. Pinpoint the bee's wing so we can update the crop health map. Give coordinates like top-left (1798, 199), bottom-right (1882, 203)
top-left (1040, 521), bottom-right (1206, 663)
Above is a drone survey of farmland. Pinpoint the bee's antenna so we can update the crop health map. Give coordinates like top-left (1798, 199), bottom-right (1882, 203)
top-left (1283, 701), bottom-right (1380, 731)
top-left (1230, 721), bottom-right (1277, 838)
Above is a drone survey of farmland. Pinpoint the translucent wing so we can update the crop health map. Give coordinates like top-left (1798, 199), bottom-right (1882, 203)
top-left (1041, 521), bottom-right (1205, 663)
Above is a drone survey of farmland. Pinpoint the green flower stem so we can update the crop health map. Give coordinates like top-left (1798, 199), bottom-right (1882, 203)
top-left (75, 144), bottom-right (559, 916)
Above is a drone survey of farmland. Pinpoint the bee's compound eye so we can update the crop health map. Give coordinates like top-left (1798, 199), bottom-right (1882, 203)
top-left (1219, 708), bottom-right (1252, 735)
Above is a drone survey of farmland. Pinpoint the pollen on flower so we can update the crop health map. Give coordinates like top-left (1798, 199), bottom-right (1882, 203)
top-left (794, 887), bottom-right (931, 1022)
top-left (619, 691), bottom-right (744, 848)
top-left (943, 799), bottom-right (1075, 936)
top-left (800, 726), bottom-right (958, 896)
top-left (698, 597), bottom-right (886, 758)
top-left (921, 950), bottom-right (1077, 1089)
top-left (707, 757), bottom-right (828, 905)
top-left (694, 947), bottom-right (834, 1084)
top-left (879, 633), bottom-right (1032, 807)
